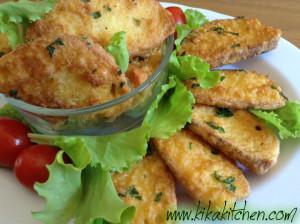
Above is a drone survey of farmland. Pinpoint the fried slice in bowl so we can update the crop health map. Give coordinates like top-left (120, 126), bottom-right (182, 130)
top-left (189, 105), bottom-right (280, 175)
top-left (113, 153), bottom-right (177, 224)
top-left (126, 46), bottom-right (163, 88)
top-left (179, 18), bottom-right (281, 68)
top-left (185, 70), bottom-right (287, 110)
top-left (0, 34), bottom-right (130, 109)
top-left (152, 130), bottom-right (250, 209)
top-left (26, 0), bottom-right (175, 57)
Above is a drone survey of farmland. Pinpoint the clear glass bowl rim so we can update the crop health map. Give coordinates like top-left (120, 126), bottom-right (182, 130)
top-left (4, 35), bottom-right (174, 116)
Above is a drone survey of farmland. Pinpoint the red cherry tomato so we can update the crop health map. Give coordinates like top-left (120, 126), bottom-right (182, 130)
top-left (166, 6), bottom-right (187, 25)
top-left (14, 145), bottom-right (59, 190)
top-left (0, 117), bottom-right (32, 167)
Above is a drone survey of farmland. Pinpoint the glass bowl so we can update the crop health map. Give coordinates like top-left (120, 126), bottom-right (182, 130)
top-left (1, 36), bottom-right (174, 136)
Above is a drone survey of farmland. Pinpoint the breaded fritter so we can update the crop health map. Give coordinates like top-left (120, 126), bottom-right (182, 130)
top-left (113, 153), bottom-right (177, 224)
top-left (179, 18), bottom-right (281, 68)
top-left (0, 34), bottom-right (130, 109)
top-left (0, 33), bottom-right (11, 55)
top-left (152, 130), bottom-right (250, 209)
top-left (126, 46), bottom-right (163, 88)
top-left (186, 70), bottom-right (286, 110)
top-left (27, 0), bottom-right (175, 57)
top-left (189, 105), bottom-right (280, 175)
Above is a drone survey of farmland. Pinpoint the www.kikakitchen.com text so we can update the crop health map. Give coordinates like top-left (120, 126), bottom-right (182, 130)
top-left (166, 201), bottom-right (298, 222)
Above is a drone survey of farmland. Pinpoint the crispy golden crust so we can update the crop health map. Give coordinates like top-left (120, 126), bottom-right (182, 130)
top-left (113, 153), bottom-right (177, 224)
top-left (126, 46), bottom-right (163, 87)
top-left (0, 33), bottom-right (11, 55)
top-left (179, 18), bottom-right (281, 68)
top-left (0, 34), bottom-right (130, 109)
top-left (189, 105), bottom-right (280, 175)
top-left (26, 0), bottom-right (175, 57)
top-left (152, 130), bottom-right (250, 209)
top-left (186, 70), bottom-right (286, 110)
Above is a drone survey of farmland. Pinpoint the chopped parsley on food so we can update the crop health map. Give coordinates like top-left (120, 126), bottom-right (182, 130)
top-left (213, 171), bottom-right (237, 192)
top-left (206, 121), bottom-right (226, 133)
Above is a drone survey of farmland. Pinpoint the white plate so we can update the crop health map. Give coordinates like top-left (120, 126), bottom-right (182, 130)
top-left (1, 2), bottom-right (300, 224)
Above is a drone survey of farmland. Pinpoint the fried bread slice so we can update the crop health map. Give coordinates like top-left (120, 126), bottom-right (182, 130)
top-left (126, 46), bottom-right (163, 88)
top-left (113, 153), bottom-right (177, 224)
top-left (185, 70), bottom-right (287, 110)
top-left (0, 33), bottom-right (11, 56)
top-left (189, 105), bottom-right (280, 175)
top-left (26, 0), bottom-right (175, 57)
top-left (179, 18), bottom-right (281, 68)
top-left (0, 34), bottom-right (130, 109)
top-left (152, 130), bottom-right (250, 208)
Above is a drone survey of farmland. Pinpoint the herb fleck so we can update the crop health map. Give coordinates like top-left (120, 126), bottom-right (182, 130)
top-left (220, 76), bottom-right (226, 81)
top-left (146, 145), bottom-right (152, 155)
top-left (231, 43), bottom-right (241, 48)
top-left (191, 83), bottom-right (200, 88)
top-left (81, 0), bottom-right (90, 3)
top-left (133, 18), bottom-right (141, 26)
top-left (103, 5), bottom-right (112, 12)
top-left (188, 142), bottom-right (193, 150)
top-left (213, 171), bottom-right (236, 192)
top-left (280, 91), bottom-right (289, 100)
top-left (46, 38), bottom-right (64, 57)
top-left (206, 121), bottom-right (225, 133)
top-left (216, 108), bottom-right (234, 117)
top-left (154, 192), bottom-right (163, 202)
top-left (117, 69), bottom-right (122, 76)
top-left (126, 186), bottom-right (142, 200)
top-left (9, 89), bottom-right (18, 97)
top-left (137, 56), bottom-right (145, 62)
top-left (92, 11), bottom-right (101, 19)
top-left (120, 81), bottom-right (126, 88)
top-left (211, 149), bottom-right (219, 155)
top-left (118, 192), bottom-right (126, 197)
top-left (211, 27), bottom-right (239, 36)
top-left (255, 125), bottom-right (262, 131)
top-left (271, 85), bottom-right (278, 90)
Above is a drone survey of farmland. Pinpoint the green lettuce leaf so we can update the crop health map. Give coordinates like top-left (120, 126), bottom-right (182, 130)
top-left (29, 126), bottom-right (148, 172)
top-left (172, 9), bottom-right (218, 88)
top-left (251, 101), bottom-right (300, 139)
top-left (0, 21), bottom-right (22, 50)
top-left (0, 0), bottom-right (57, 49)
top-left (143, 76), bottom-right (194, 138)
top-left (0, 104), bottom-right (26, 122)
top-left (175, 9), bottom-right (208, 48)
top-left (33, 152), bottom-right (135, 224)
top-left (185, 9), bottom-right (208, 29)
top-left (107, 31), bottom-right (129, 73)
top-left (169, 54), bottom-right (221, 89)
top-left (76, 165), bottom-right (135, 224)
top-left (174, 24), bottom-right (191, 48)
top-left (33, 152), bottom-right (82, 224)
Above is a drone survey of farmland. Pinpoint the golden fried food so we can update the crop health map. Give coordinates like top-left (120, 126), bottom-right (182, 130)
top-left (0, 33), bottom-right (11, 55)
top-left (113, 153), bottom-right (177, 224)
top-left (126, 46), bottom-right (163, 87)
top-left (189, 105), bottom-right (280, 175)
top-left (0, 34), bottom-right (130, 109)
top-left (152, 130), bottom-right (250, 209)
top-left (179, 18), bottom-right (281, 68)
top-left (27, 0), bottom-right (175, 57)
top-left (185, 70), bottom-right (286, 110)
